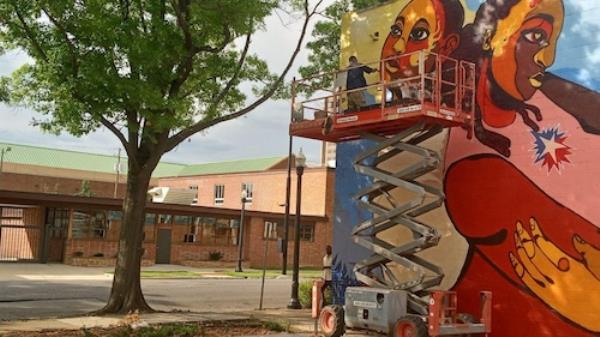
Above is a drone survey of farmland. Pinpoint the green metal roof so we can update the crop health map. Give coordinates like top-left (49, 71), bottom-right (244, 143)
top-left (175, 157), bottom-right (284, 177)
top-left (0, 142), bottom-right (284, 178)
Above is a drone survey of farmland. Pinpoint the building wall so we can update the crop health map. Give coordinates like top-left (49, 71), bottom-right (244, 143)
top-left (158, 168), bottom-right (333, 216)
top-left (335, 1), bottom-right (600, 337)
top-left (0, 170), bottom-right (127, 198)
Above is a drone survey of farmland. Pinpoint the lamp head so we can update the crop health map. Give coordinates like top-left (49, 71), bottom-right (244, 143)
top-left (241, 189), bottom-right (248, 200)
top-left (295, 148), bottom-right (306, 169)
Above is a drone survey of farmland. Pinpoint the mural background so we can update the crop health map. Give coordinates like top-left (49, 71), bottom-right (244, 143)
top-left (332, 0), bottom-right (600, 336)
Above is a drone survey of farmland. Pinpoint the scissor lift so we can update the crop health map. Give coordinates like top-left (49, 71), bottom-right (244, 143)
top-left (292, 51), bottom-right (491, 337)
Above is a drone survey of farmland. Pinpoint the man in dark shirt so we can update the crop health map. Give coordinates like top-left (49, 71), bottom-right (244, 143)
top-left (346, 56), bottom-right (377, 111)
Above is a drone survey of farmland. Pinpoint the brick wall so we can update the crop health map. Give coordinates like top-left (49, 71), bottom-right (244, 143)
top-left (246, 216), bottom-right (332, 268)
top-left (63, 239), bottom-right (155, 266)
top-left (158, 168), bottom-right (334, 216)
top-left (0, 172), bottom-right (127, 198)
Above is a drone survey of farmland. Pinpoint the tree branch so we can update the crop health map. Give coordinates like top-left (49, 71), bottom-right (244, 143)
top-left (169, 1), bottom-right (232, 98)
top-left (39, 4), bottom-right (79, 78)
top-left (209, 31), bottom-right (252, 106)
top-left (165, 0), bottom-right (322, 152)
top-left (100, 116), bottom-right (136, 161)
top-left (13, 5), bottom-right (49, 63)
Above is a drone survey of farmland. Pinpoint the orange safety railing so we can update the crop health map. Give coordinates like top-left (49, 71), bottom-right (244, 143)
top-left (290, 50), bottom-right (476, 127)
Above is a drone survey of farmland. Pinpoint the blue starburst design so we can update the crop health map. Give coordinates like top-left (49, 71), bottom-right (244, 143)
top-left (532, 127), bottom-right (564, 163)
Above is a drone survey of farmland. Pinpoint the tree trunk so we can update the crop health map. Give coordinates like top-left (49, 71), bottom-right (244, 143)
top-left (96, 165), bottom-right (154, 314)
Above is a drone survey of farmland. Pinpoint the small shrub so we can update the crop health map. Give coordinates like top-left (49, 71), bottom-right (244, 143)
top-left (208, 251), bottom-right (224, 261)
top-left (263, 320), bottom-right (287, 332)
top-left (136, 324), bottom-right (198, 337)
top-left (93, 252), bottom-right (104, 258)
top-left (299, 280), bottom-right (332, 309)
top-left (73, 251), bottom-right (84, 257)
top-left (299, 280), bottom-right (313, 308)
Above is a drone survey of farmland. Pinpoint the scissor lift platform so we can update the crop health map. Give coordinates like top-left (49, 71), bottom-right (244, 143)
top-left (289, 51), bottom-right (475, 142)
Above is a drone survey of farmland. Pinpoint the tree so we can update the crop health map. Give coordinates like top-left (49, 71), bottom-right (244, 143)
top-left (298, 0), bottom-right (386, 92)
top-left (0, 0), bottom-right (322, 314)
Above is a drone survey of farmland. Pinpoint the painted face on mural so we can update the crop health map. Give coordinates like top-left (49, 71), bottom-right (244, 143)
top-left (380, 0), bottom-right (440, 80)
top-left (488, 0), bottom-right (564, 101)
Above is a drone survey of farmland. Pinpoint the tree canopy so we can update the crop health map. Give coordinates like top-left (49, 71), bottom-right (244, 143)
top-left (0, 0), bottom-right (317, 171)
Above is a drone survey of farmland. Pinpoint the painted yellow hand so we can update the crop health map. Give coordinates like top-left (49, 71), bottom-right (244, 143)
top-left (509, 218), bottom-right (600, 332)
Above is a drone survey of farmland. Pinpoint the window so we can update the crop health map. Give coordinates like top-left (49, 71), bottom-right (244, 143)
top-left (263, 220), bottom-right (277, 240)
top-left (174, 215), bottom-right (193, 225)
top-left (263, 220), bottom-right (315, 241)
top-left (144, 213), bottom-right (157, 225)
top-left (184, 216), bottom-right (238, 245)
top-left (108, 211), bottom-right (122, 221)
top-left (71, 210), bottom-right (108, 239)
top-left (46, 208), bottom-right (69, 239)
top-left (0, 207), bottom-right (24, 225)
top-left (242, 183), bottom-right (253, 202)
top-left (189, 185), bottom-right (198, 204)
top-left (158, 214), bottom-right (172, 224)
top-left (299, 223), bottom-right (315, 242)
top-left (214, 185), bottom-right (225, 204)
top-left (144, 213), bottom-right (156, 242)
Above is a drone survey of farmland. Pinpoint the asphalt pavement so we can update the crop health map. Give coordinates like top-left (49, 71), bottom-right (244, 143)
top-left (0, 264), bottom-right (294, 321)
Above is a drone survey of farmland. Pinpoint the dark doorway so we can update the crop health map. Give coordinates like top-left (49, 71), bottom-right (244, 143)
top-left (156, 229), bottom-right (172, 264)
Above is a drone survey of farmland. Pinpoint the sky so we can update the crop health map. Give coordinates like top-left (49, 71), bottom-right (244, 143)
top-left (0, 0), bottom-right (598, 166)
top-left (0, 2), bottom-right (333, 165)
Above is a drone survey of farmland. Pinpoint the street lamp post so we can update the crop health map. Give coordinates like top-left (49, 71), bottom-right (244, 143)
top-left (288, 148), bottom-right (306, 309)
top-left (0, 146), bottom-right (12, 188)
top-left (236, 189), bottom-right (248, 272)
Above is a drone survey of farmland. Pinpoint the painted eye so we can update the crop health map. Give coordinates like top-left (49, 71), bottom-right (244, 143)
top-left (523, 29), bottom-right (548, 45)
top-left (410, 27), bottom-right (429, 41)
top-left (390, 24), bottom-right (403, 37)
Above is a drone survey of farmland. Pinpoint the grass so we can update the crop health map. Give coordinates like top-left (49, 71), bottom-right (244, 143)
top-left (104, 268), bottom-right (323, 279)
top-left (224, 268), bottom-right (322, 279)
top-left (105, 271), bottom-right (204, 279)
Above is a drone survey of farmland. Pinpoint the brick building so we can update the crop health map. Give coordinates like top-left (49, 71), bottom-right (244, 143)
top-left (0, 142), bottom-right (334, 268)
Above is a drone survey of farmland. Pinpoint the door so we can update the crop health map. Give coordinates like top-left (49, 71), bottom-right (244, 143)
top-left (155, 229), bottom-right (172, 264)
top-left (0, 206), bottom-right (42, 262)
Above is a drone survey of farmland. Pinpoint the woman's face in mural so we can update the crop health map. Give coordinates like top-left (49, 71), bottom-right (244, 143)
top-left (381, 0), bottom-right (440, 80)
top-left (488, 0), bottom-right (564, 101)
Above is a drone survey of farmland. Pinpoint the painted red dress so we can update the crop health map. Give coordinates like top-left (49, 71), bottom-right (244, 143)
top-left (444, 91), bottom-right (600, 337)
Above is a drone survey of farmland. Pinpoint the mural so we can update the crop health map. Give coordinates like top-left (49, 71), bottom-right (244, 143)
top-left (333, 0), bottom-right (600, 336)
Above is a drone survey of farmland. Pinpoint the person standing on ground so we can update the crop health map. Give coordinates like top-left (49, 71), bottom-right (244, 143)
top-left (346, 56), bottom-right (377, 111)
top-left (321, 245), bottom-right (333, 306)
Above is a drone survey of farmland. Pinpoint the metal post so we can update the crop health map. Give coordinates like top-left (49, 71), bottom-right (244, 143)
top-left (283, 78), bottom-right (296, 275)
top-left (236, 193), bottom-right (247, 272)
top-left (259, 222), bottom-right (272, 310)
top-left (288, 163), bottom-right (304, 309)
top-left (114, 148), bottom-right (121, 198)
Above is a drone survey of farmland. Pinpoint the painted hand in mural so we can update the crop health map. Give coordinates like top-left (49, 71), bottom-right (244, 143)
top-left (509, 218), bottom-right (600, 332)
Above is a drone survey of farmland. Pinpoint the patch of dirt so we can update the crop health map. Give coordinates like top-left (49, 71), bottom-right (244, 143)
top-left (2, 321), bottom-right (280, 337)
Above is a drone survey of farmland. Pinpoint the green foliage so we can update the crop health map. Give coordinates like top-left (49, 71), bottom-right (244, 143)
top-left (299, 280), bottom-right (313, 308)
top-left (0, 0), bottom-right (281, 139)
top-left (76, 180), bottom-right (94, 197)
top-left (208, 250), bottom-right (224, 261)
top-left (299, 280), bottom-right (333, 308)
top-left (262, 320), bottom-right (288, 332)
top-left (297, 0), bottom-right (387, 95)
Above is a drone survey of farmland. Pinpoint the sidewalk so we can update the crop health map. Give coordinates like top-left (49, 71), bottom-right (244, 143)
top-left (0, 308), bottom-right (375, 336)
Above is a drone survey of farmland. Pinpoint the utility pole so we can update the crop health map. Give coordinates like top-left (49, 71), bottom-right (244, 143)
top-left (114, 148), bottom-right (121, 198)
